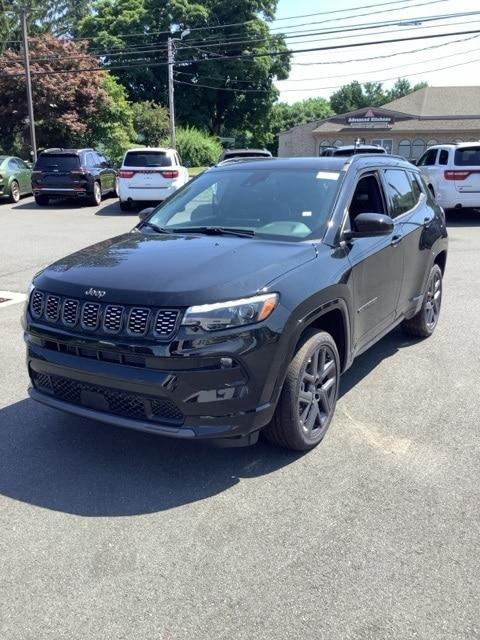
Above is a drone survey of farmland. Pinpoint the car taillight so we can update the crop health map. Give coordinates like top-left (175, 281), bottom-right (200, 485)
top-left (161, 170), bottom-right (179, 179)
top-left (119, 170), bottom-right (135, 178)
top-left (444, 170), bottom-right (471, 180)
top-left (70, 167), bottom-right (87, 176)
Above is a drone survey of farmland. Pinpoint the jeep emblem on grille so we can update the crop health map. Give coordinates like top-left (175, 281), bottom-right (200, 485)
top-left (85, 287), bottom-right (106, 298)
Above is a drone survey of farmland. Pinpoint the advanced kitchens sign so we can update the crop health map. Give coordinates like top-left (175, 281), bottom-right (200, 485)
top-left (346, 109), bottom-right (393, 129)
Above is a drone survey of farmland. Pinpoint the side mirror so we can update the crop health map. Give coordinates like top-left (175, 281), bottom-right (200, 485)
top-left (344, 213), bottom-right (394, 240)
top-left (138, 207), bottom-right (154, 220)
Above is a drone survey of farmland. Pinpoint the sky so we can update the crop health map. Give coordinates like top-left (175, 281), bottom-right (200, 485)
top-left (272, 0), bottom-right (480, 104)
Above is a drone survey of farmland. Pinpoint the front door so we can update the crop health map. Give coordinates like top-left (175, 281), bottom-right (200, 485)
top-left (345, 171), bottom-right (404, 353)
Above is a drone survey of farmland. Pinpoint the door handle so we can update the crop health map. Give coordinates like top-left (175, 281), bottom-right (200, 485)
top-left (423, 216), bottom-right (433, 226)
top-left (390, 234), bottom-right (402, 247)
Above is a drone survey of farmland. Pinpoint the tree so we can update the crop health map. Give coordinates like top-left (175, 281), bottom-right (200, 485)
top-left (132, 101), bottom-right (170, 147)
top-left (330, 78), bottom-right (428, 114)
top-left (0, 35), bottom-right (109, 154)
top-left (79, 0), bottom-right (290, 136)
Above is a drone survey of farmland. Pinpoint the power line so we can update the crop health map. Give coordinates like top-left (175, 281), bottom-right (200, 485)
top-left (3, 27), bottom-right (480, 78)
top-left (174, 54), bottom-right (480, 93)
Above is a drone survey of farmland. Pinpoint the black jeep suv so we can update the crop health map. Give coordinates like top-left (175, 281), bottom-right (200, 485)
top-left (24, 156), bottom-right (448, 451)
top-left (32, 148), bottom-right (117, 206)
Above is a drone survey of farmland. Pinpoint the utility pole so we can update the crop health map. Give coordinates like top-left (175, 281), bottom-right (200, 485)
top-left (167, 37), bottom-right (176, 149)
top-left (20, 7), bottom-right (37, 162)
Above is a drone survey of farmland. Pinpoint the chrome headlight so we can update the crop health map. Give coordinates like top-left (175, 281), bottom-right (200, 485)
top-left (182, 293), bottom-right (279, 331)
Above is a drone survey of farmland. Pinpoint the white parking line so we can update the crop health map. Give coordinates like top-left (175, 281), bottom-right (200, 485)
top-left (0, 291), bottom-right (27, 308)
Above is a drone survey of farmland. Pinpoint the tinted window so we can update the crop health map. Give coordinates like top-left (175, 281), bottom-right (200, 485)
top-left (438, 149), bottom-right (449, 165)
top-left (349, 174), bottom-right (386, 226)
top-left (124, 151), bottom-right (172, 167)
top-left (35, 154), bottom-right (80, 171)
top-left (418, 149), bottom-right (438, 166)
top-left (454, 147), bottom-right (480, 166)
top-left (384, 169), bottom-right (416, 217)
top-left (147, 168), bottom-right (341, 241)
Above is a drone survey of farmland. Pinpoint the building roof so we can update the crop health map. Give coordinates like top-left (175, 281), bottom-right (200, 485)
top-left (381, 86), bottom-right (480, 117)
top-left (312, 118), bottom-right (480, 135)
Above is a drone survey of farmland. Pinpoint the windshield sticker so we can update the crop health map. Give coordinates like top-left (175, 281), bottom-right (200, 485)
top-left (316, 171), bottom-right (339, 180)
top-left (302, 211), bottom-right (313, 217)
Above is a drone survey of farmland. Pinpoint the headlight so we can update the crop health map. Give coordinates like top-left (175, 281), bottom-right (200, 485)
top-left (182, 293), bottom-right (279, 331)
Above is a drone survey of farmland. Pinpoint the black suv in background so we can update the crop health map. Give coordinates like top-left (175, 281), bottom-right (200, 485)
top-left (24, 155), bottom-right (447, 451)
top-left (32, 148), bottom-right (117, 206)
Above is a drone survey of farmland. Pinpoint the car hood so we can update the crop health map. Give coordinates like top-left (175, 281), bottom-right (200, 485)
top-left (35, 231), bottom-right (317, 306)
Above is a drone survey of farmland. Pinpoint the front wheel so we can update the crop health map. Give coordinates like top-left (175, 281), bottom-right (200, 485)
top-left (264, 330), bottom-right (340, 451)
top-left (402, 263), bottom-right (443, 338)
top-left (9, 180), bottom-right (20, 203)
top-left (89, 181), bottom-right (102, 206)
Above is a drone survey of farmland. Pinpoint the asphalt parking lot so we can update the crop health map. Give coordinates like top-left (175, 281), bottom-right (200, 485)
top-left (0, 196), bottom-right (479, 640)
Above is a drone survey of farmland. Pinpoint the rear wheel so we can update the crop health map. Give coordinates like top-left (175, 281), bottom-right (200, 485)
top-left (264, 330), bottom-right (340, 451)
top-left (89, 181), bottom-right (102, 206)
top-left (120, 200), bottom-right (131, 211)
top-left (402, 263), bottom-right (442, 338)
top-left (9, 180), bottom-right (20, 203)
top-left (34, 194), bottom-right (49, 206)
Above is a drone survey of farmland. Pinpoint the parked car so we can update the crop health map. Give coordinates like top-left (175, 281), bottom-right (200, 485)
top-left (417, 142), bottom-right (480, 210)
top-left (319, 144), bottom-right (387, 157)
top-left (117, 148), bottom-right (189, 211)
top-left (219, 148), bottom-right (273, 163)
top-left (0, 155), bottom-right (32, 203)
top-left (24, 155), bottom-right (447, 451)
top-left (31, 148), bottom-right (117, 206)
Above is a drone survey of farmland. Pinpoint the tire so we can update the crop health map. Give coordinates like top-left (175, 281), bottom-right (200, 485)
top-left (89, 181), bottom-right (102, 206)
top-left (402, 263), bottom-right (443, 338)
top-left (34, 194), bottom-right (49, 206)
top-left (264, 330), bottom-right (340, 451)
top-left (9, 180), bottom-right (20, 204)
top-left (120, 200), bottom-right (131, 211)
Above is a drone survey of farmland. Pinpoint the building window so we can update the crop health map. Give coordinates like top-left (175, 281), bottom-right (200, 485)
top-left (398, 140), bottom-right (411, 158)
top-left (411, 138), bottom-right (426, 160)
top-left (371, 138), bottom-right (393, 153)
top-left (319, 140), bottom-right (332, 155)
top-left (427, 139), bottom-right (438, 147)
top-left (333, 139), bottom-right (343, 147)
top-left (453, 138), bottom-right (463, 144)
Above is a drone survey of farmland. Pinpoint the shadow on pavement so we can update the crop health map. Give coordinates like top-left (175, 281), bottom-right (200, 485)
top-left (0, 329), bottom-right (419, 518)
top-left (445, 208), bottom-right (480, 227)
top-left (10, 197), bottom-right (121, 213)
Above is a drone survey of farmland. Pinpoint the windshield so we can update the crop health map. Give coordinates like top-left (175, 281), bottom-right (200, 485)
top-left (124, 151), bottom-right (172, 167)
top-left (34, 154), bottom-right (80, 171)
top-left (145, 167), bottom-right (341, 241)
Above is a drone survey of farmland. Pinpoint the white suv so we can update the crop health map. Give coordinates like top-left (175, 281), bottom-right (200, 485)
top-left (118, 148), bottom-right (189, 211)
top-left (417, 142), bottom-right (480, 210)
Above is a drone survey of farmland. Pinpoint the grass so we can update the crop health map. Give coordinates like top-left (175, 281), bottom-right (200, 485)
top-left (188, 166), bottom-right (208, 176)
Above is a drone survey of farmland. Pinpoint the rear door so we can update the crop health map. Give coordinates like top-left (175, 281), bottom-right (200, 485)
top-left (122, 150), bottom-right (177, 194)
top-left (33, 153), bottom-right (81, 190)
top-left (451, 145), bottom-right (480, 193)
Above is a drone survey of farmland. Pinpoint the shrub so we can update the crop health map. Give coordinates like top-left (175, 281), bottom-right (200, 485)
top-left (171, 126), bottom-right (222, 167)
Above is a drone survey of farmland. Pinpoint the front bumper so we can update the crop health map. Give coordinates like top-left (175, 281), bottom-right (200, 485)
top-left (24, 320), bottom-right (287, 441)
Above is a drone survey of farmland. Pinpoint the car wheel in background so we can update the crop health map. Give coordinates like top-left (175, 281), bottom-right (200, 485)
top-left (34, 194), bottom-right (49, 206)
top-left (9, 180), bottom-right (20, 204)
top-left (402, 263), bottom-right (443, 338)
top-left (120, 200), bottom-right (132, 211)
top-left (89, 181), bottom-right (102, 206)
top-left (264, 330), bottom-right (340, 451)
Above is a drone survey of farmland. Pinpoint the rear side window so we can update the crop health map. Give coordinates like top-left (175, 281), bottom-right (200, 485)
top-left (409, 172), bottom-right (423, 204)
top-left (438, 149), bottom-right (449, 165)
top-left (35, 154), bottom-right (80, 171)
top-left (384, 169), bottom-right (416, 217)
top-left (418, 149), bottom-right (438, 166)
top-left (454, 147), bottom-right (480, 166)
top-left (124, 151), bottom-right (172, 167)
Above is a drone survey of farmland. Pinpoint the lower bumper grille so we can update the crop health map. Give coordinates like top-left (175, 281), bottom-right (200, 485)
top-left (32, 371), bottom-right (184, 425)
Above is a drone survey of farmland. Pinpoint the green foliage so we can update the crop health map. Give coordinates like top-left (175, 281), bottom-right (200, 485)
top-left (86, 74), bottom-right (137, 166)
top-left (80, 0), bottom-right (290, 136)
top-left (132, 101), bottom-right (170, 147)
top-left (330, 79), bottom-right (428, 114)
top-left (167, 127), bottom-right (222, 167)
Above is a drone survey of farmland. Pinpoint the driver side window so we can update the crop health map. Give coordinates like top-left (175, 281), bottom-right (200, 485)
top-left (348, 174), bottom-right (386, 227)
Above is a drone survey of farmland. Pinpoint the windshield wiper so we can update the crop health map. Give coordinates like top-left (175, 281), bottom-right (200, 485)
top-left (142, 222), bottom-right (172, 234)
top-left (170, 226), bottom-right (255, 238)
